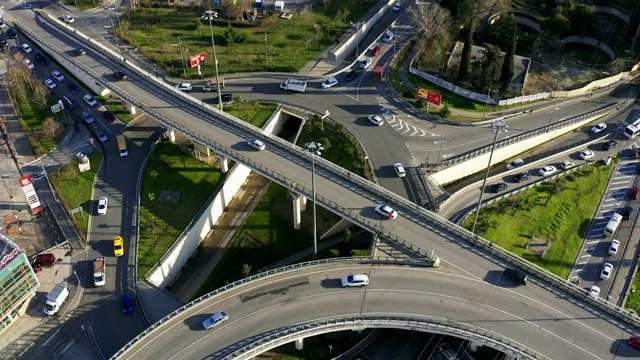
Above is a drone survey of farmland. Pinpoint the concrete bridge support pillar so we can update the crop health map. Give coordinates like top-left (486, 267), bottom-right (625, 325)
top-left (300, 196), bottom-right (307, 211)
top-left (468, 341), bottom-right (480, 352)
top-left (294, 337), bottom-right (304, 350)
top-left (218, 156), bottom-right (229, 173)
top-left (167, 129), bottom-right (176, 143)
top-left (293, 195), bottom-right (302, 230)
top-left (504, 355), bottom-right (517, 360)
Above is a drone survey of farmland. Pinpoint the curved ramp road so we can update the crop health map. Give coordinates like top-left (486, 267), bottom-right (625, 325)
top-left (116, 262), bottom-right (638, 359)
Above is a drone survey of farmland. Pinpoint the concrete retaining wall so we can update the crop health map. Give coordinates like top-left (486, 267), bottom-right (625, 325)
top-left (146, 107), bottom-right (288, 288)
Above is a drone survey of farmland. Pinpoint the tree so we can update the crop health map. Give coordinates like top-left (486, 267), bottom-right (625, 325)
top-left (233, 95), bottom-right (243, 110)
top-left (499, 24), bottom-right (517, 96)
top-left (343, 228), bottom-right (351, 242)
top-left (487, 14), bottom-right (517, 52)
top-left (241, 263), bottom-right (252, 278)
top-left (569, 4), bottom-right (593, 36)
top-left (439, 104), bottom-right (451, 118)
top-left (457, 22), bottom-right (474, 82)
top-left (322, 0), bottom-right (331, 12)
top-left (545, 14), bottom-right (570, 36)
top-left (148, 192), bottom-right (156, 204)
top-left (480, 44), bottom-right (502, 87)
top-left (408, 3), bottom-right (454, 44)
top-left (441, 0), bottom-right (484, 28)
top-left (42, 117), bottom-right (61, 139)
top-left (303, 38), bottom-right (313, 54)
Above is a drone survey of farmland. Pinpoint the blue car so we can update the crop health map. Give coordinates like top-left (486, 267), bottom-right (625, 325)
top-left (121, 295), bottom-right (133, 314)
top-left (67, 83), bottom-right (79, 93)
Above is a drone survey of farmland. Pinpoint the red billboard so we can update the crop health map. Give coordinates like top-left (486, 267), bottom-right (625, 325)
top-left (19, 175), bottom-right (43, 214)
top-left (416, 87), bottom-right (442, 106)
top-left (190, 52), bottom-right (207, 68)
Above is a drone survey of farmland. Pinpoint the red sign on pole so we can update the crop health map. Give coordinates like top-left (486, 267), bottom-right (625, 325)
top-left (190, 52), bottom-right (207, 68)
top-left (416, 87), bottom-right (442, 106)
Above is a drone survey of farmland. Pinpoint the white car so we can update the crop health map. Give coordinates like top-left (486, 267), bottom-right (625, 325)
top-left (587, 285), bottom-right (600, 300)
top-left (176, 83), bottom-right (193, 92)
top-left (63, 15), bottom-right (75, 23)
top-left (579, 150), bottom-right (594, 160)
top-left (506, 158), bottom-right (524, 170)
top-left (97, 197), bottom-right (108, 215)
top-left (383, 31), bottom-right (394, 43)
top-left (202, 311), bottom-right (228, 330)
top-left (538, 165), bottom-right (557, 176)
top-left (394, 163), bottom-right (406, 177)
top-left (247, 139), bottom-right (265, 151)
top-left (321, 78), bottom-right (338, 89)
top-left (341, 274), bottom-right (369, 287)
top-left (23, 59), bottom-right (35, 70)
top-left (21, 44), bottom-right (33, 54)
top-left (83, 94), bottom-right (98, 106)
top-left (608, 239), bottom-right (620, 256)
top-left (0, 20), bottom-right (7, 28)
top-left (359, 58), bottom-right (372, 70)
top-left (368, 115), bottom-right (383, 126)
top-left (600, 262), bottom-right (613, 280)
top-left (374, 204), bottom-right (398, 219)
top-left (591, 123), bottom-right (607, 133)
top-left (52, 70), bottom-right (65, 82)
top-left (44, 79), bottom-right (57, 90)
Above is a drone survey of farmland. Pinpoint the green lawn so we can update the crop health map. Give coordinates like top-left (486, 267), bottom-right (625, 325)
top-left (138, 143), bottom-right (224, 277)
top-left (49, 151), bottom-right (103, 242)
top-left (463, 163), bottom-right (612, 277)
top-left (225, 103), bottom-right (277, 127)
top-left (117, 0), bottom-right (377, 76)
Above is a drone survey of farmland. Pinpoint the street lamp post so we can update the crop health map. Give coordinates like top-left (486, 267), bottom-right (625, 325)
top-left (264, 31), bottom-right (268, 71)
top-left (547, 105), bottom-right (557, 130)
top-left (110, 18), bottom-right (122, 60)
top-left (304, 142), bottom-right (324, 260)
top-left (436, 135), bottom-right (451, 171)
top-left (481, 86), bottom-right (495, 121)
top-left (209, 15), bottom-right (224, 110)
top-left (471, 120), bottom-right (508, 234)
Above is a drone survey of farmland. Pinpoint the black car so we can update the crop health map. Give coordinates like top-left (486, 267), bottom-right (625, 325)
top-left (114, 71), bottom-right (128, 80)
top-left (623, 206), bottom-right (633, 220)
top-left (602, 140), bottom-right (618, 151)
top-left (7, 28), bottom-right (17, 39)
top-left (34, 53), bottom-right (49, 66)
top-left (513, 173), bottom-right (530, 183)
top-left (503, 268), bottom-right (528, 285)
top-left (213, 93), bottom-right (233, 104)
top-left (345, 70), bottom-right (360, 81)
top-left (491, 182), bottom-right (508, 193)
top-left (74, 47), bottom-right (86, 56)
top-left (0, 39), bottom-right (7, 50)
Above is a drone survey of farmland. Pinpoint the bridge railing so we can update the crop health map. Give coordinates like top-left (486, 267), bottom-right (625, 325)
top-left (25, 12), bottom-right (640, 354)
top-left (219, 315), bottom-right (548, 360)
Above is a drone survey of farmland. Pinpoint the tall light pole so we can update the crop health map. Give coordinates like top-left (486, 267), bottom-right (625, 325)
top-left (471, 120), bottom-right (508, 234)
top-left (209, 15), bottom-right (223, 110)
top-left (264, 31), bottom-right (268, 71)
top-left (436, 135), bottom-right (451, 171)
top-left (177, 37), bottom-right (187, 79)
top-left (111, 18), bottom-right (122, 60)
top-left (305, 142), bottom-right (324, 260)
top-left (547, 105), bottom-right (557, 130)
top-left (481, 85), bottom-right (496, 121)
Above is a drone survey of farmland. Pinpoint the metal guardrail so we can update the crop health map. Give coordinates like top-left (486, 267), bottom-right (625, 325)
top-left (218, 315), bottom-right (548, 360)
top-left (434, 102), bottom-right (626, 168)
top-left (23, 12), bottom-right (640, 359)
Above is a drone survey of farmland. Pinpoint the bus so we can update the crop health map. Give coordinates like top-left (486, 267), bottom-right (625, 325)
top-left (624, 118), bottom-right (640, 139)
top-left (117, 134), bottom-right (128, 157)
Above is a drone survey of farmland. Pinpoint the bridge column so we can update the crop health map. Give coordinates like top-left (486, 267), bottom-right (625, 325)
top-left (300, 196), bottom-right (307, 211)
top-left (294, 337), bottom-right (304, 350)
top-left (504, 355), bottom-right (517, 360)
top-left (293, 195), bottom-right (302, 229)
top-left (468, 341), bottom-right (480, 352)
top-left (167, 129), bottom-right (176, 143)
top-left (218, 156), bottom-right (229, 173)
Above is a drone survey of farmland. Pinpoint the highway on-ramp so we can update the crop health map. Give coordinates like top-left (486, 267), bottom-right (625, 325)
top-left (117, 262), bottom-right (638, 359)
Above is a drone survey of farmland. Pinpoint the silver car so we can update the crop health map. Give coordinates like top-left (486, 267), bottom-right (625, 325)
top-left (202, 311), bottom-right (228, 330)
top-left (247, 139), bottom-right (265, 151)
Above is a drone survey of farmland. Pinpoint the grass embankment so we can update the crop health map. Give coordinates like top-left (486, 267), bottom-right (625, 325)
top-left (49, 152), bottom-right (103, 241)
top-left (118, 0), bottom-right (376, 76)
top-left (463, 163), bottom-right (612, 278)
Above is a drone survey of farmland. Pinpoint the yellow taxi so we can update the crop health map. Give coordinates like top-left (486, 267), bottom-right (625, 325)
top-left (113, 236), bottom-right (124, 257)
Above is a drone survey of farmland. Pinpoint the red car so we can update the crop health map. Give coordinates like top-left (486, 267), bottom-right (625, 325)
top-left (629, 336), bottom-right (640, 350)
top-left (631, 187), bottom-right (640, 200)
top-left (371, 46), bottom-right (381, 56)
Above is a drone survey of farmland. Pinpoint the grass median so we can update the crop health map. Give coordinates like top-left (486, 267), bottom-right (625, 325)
top-left (463, 162), bottom-right (613, 278)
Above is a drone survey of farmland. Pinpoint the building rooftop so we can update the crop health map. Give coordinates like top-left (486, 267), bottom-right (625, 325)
top-left (0, 233), bottom-right (21, 271)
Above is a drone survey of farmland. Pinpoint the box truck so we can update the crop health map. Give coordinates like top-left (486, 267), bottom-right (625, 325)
top-left (280, 79), bottom-right (306, 93)
top-left (44, 284), bottom-right (69, 316)
top-left (93, 257), bottom-right (106, 287)
top-left (117, 134), bottom-right (128, 157)
top-left (604, 213), bottom-right (622, 237)
top-left (203, 78), bottom-right (224, 92)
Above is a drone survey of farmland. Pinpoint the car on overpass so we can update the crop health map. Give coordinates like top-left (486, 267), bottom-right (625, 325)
top-left (247, 139), bottom-right (265, 151)
top-left (375, 204), bottom-right (398, 219)
top-left (538, 165), bottom-right (557, 177)
top-left (591, 122), bottom-right (607, 133)
top-left (587, 285), bottom-right (600, 300)
top-left (202, 311), bottom-right (228, 330)
top-left (114, 236), bottom-right (124, 257)
top-left (506, 158), bottom-right (524, 170)
top-left (579, 150), bottom-right (594, 160)
top-left (341, 274), bottom-right (369, 287)
top-left (513, 173), bottom-right (530, 183)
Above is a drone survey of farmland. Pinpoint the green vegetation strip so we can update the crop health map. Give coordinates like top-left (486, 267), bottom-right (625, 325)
top-left (463, 163), bottom-right (612, 278)
top-left (138, 143), bottom-right (224, 277)
top-left (49, 151), bottom-right (103, 242)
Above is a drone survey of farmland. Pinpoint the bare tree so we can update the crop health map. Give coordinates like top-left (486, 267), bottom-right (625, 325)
top-left (409, 4), bottom-right (454, 44)
top-left (42, 117), bottom-right (62, 139)
top-left (61, 146), bottom-right (75, 165)
top-left (315, 24), bottom-right (323, 45)
top-left (303, 38), bottom-right (313, 54)
top-left (322, 0), bottom-right (331, 12)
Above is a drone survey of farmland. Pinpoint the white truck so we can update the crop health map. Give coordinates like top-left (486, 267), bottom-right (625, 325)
top-left (279, 79), bottom-right (306, 93)
top-left (44, 284), bottom-right (69, 316)
top-left (604, 213), bottom-right (622, 237)
top-left (93, 257), bottom-right (106, 287)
